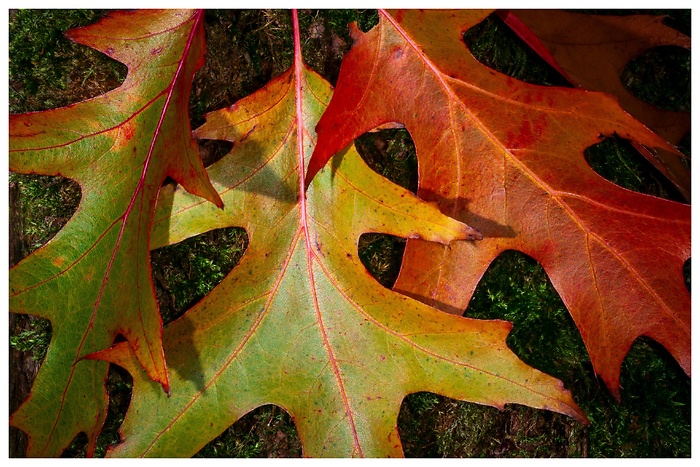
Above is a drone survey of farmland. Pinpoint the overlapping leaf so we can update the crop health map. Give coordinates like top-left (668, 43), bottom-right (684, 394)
top-left (9, 9), bottom-right (222, 456)
top-left (309, 9), bottom-right (690, 399)
top-left (498, 9), bottom-right (691, 199)
top-left (91, 17), bottom-right (586, 457)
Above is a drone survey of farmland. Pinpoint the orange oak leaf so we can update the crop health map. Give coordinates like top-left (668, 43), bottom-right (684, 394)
top-left (9, 9), bottom-right (221, 456)
top-left (88, 11), bottom-right (586, 457)
top-left (309, 9), bottom-right (690, 400)
top-left (498, 9), bottom-right (691, 199)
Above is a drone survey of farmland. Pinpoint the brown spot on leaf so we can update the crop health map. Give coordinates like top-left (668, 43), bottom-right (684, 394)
top-left (113, 120), bottom-right (137, 151)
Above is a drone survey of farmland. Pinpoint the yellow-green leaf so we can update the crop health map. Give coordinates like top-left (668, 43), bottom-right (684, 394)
top-left (96, 15), bottom-right (586, 457)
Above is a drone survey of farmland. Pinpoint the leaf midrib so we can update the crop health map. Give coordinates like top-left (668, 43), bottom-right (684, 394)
top-left (293, 9), bottom-right (363, 455)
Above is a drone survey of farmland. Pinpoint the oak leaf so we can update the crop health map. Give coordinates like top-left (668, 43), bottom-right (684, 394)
top-left (9, 9), bottom-right (222, 456)
top-left (91, 13), bottom-right (586, 457)
top-left (498, 9), bottom-right (691, 199)
top-left (309, 9), bottom-right (690, 399)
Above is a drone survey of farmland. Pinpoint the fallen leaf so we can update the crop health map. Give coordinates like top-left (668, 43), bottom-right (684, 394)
top-left (92, 13), bottom-right (586, 457)
top-left (9, 9), bottom-right (221, 456)
top-left (309, 9), bottom-right (690, 399)
top-left (498, 9), bottom-right (691, 199)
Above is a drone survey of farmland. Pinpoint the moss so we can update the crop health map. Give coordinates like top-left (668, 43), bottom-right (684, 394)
top-left (93, 365), bottom-right (133, 458)
top-left (464, 13), bottom-right (571, 88)
top-left (9, 173), bottom-right (81, 257)
top-left (196, 405), bottom-right (301, 458)
top-left (585, 136), bottom-right (683, 201)
top-left (357, 234), bottom-right (406, 289)
top-left (622, 45), bottom-right (690, 112)
top-left (151, 227), bottom-right (249, 325)
top-left (9, 9), bottom-right (126, 113)
top-left (9, 318), bottom-right (52, 363)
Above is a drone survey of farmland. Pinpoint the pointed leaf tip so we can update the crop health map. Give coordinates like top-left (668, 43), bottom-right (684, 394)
top-left (204, 185), bottom-right (225, 210)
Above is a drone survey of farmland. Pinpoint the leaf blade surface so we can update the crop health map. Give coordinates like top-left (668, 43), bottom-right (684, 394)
top-left (309, 9), bottom-right (690, 399)
top-left (100, 19), bottom-right (586, 456)
top-left (9, 9), bottom-right (221, 456)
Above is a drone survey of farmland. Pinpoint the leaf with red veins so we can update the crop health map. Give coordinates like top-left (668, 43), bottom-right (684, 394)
top-left (309, 9), bottom-right (690, 399)
top-left (92, 14), bottom-right (585, 457)
top-left (9, 9), bottom-right (221, 456)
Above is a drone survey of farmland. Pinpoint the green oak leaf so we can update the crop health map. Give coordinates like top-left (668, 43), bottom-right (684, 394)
top-left (92, 18), bottom-right (586, 457)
